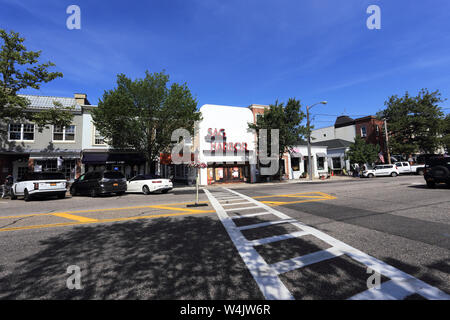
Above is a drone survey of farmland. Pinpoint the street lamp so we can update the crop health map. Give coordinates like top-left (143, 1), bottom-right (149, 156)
top-left (306, 101), bottom-right (327, 181)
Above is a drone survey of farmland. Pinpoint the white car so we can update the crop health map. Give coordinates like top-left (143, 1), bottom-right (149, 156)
top-left (362, 164), bottom-right (400, 178)
top-left (395, 162), bottom-right (425, 175)
top-left (11, 172), bottom-right (68, 201)
top-left (126, 174), bottom-right (173, 195)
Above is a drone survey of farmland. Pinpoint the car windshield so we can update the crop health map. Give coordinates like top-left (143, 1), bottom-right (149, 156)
top-left (103, 172), bottom-right (125, 179)
top-left (144, 174), bottom-right (161, 180)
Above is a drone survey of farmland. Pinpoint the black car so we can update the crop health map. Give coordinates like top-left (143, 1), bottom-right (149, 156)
top-left (70, 171), bottom-right (127, 197)
top-left (424, 156), bottom-right (450, 188)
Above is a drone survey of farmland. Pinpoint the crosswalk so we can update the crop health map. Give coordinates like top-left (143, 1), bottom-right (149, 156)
top-left (204, 187), bottom-right (450, 300)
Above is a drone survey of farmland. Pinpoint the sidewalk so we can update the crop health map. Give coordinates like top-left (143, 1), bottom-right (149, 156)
top-left (172, 175), bottom-right (358, 191)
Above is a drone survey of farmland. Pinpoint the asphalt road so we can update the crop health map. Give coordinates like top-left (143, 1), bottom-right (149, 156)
top-left (0, 175), bottom-right (448, 299)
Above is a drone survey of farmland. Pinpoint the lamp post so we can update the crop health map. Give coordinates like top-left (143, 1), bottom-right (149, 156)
top-left (306, 101), bottom-right (328, 181)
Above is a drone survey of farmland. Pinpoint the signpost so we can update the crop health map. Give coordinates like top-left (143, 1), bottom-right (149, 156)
top-left (186, 161), bottom-right (208, 208)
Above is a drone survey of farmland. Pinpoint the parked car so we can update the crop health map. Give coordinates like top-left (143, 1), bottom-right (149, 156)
top-left (70, 171), bottom-right (127, 197)
top-left (362, 164), bottom-right (400, 178)
top-left (126, 174), bottom-right (173, 195)
top-left (11, 172), bottom-right (67, 201)
top-left (394, 162), bottom-right (425, 175)
top-left (424, 156), bottom-right (450, 188)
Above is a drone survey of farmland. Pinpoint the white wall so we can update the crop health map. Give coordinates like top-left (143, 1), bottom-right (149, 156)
top-left (81, 111), bottom-right (109, 150)
top-left (335, 125), bottom-right (356, 142)
top-left (289, 145), bottom-right (328, 179)
top-left (311, 126), bottom-right (335, 142)
top-left (198, 104), bottom-right (257, 185)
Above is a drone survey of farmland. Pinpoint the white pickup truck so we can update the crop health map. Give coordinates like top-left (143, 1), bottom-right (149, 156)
top-left (11, 172), bottom-right (68, 201)
top-left (394, 162), bottom-right (425, 175)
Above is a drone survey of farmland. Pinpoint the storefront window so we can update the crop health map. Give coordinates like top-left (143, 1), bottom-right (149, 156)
top-left (291, 157), bottom-right (300, 171)
top-left (317, 157), bottom-right (325, 170)
top-left (332, 157), bottom-right (341, 169)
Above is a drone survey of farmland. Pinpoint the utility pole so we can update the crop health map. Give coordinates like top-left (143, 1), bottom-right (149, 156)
top-left (306, 107), bottom-right (313, 181)
top-left (306, 101), bottom-right (327, 181)
top-left (384, 118), bottom-right (391, 164)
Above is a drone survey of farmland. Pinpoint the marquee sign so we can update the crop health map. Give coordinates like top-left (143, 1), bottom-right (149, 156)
top-left (206, 128), bottom-right (248, 152)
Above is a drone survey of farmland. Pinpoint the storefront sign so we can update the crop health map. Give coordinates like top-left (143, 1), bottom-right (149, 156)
top-left (207, 128), bottom-right (248, 152)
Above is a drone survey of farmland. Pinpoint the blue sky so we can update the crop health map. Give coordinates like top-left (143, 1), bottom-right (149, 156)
top-left (1, 0), bottom-right (449, 128)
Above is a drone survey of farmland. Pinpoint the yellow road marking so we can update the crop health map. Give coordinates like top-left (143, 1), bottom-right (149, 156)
top-left (52, 213), bottom-right (98, 223)
top-left (0, 191), bottom-right (336, 232)
top-left (261, 201), bottom-right (289, 205)
top-left (0, 210), bottom-right (210, 232)
top-left (253, 192), bottom-right (329, 199)
top-left (0, 201), bottom-right (210, 220)
top-left (149, 205), bottom-right (212, 213)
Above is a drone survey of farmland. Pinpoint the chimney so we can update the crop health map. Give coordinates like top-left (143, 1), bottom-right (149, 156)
top-left (74, 93), bottom-right (90, 105)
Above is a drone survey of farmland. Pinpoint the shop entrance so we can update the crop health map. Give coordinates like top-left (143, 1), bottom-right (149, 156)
top-left (207, 164), bottom-right (249, 184)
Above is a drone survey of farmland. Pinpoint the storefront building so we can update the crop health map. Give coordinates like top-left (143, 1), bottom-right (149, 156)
top-left (81, 150), bottom-right (146, 179)
top-left (0, 94), bottom-right (86, 182)
top-left (198, 105), bottom-right (257, 185)
top-left (288, 145), bottom-right (329, 179)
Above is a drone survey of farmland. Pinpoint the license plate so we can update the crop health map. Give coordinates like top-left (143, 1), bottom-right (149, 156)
top-left (50, 183), bottom-right (56, 186)
top-left (113, 183), bottom-right (118, 187)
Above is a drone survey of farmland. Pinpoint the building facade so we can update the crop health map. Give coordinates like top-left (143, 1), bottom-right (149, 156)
top-left (0, 94), bottom-right (86, 182)
top-left (80, 104), bottom-right (146, 179)
top-left (198, 104), bottom-right (257, 185)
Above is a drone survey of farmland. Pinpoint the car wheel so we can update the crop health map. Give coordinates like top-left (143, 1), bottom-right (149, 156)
top-left (70, 187), bottom-right (77, 196)
top-left (57, 193), bottom-right (66, 199)
top-left (417, 169), bottom-right (424, 175)
top-left (142, 185), bottom-right (150, 195)
top-left (426, 181), bottom-right (436, 188)
top-left (90, 189), bottom-right (97, 198)
top-left (24, 189), bottom-right (31, 202)
top-left (391, 172), bottom-right (398, 177)
top-left (368, 174), bottom-right (374, 178)
top-left (162, 189), bottom-right (169, 194)
top-left (10, 191), bottom-right (17, 200)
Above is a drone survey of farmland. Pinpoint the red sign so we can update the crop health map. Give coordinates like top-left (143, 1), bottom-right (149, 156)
top-left (207, 128), bottom-right (248, 152)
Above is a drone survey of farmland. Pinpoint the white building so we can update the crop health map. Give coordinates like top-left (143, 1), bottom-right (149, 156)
top-left (198, 104), bottom-right (257, 185)
top-left (288, 145), bottom-right (329, 179)
top-left (196, 104), bottom-right (330, 185)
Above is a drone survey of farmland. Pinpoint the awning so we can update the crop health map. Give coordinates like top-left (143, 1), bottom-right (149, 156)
top-left (82, 152), bottom-right (146, 164)
top-left (316, 153), bottom-right (327, 158)
top-left (30, 152), bottom-right (80, 160)
top-left (290, 148), bottom-right (302, 158)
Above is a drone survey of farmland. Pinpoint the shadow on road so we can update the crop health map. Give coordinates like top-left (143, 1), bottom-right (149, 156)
top-left (0, 216), bottom-right (263, 299)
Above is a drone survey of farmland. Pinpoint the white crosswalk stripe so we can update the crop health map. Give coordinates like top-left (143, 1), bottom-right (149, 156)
top-left (204, 188), bottom-right (450, 301)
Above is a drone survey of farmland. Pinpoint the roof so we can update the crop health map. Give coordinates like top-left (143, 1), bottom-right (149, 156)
top-left (334, 115), bottom-right (355, 128)
top-left (311, 139), bottom-right (352, 149)
top-left (18, 94), bottom-right (82, 111)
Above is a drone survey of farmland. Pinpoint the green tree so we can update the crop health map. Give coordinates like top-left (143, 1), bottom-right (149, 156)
top-left (346, 136), bottom-right (380, 165)
top-left (92, 71), bottom-right (201, 173)
top-left (0, 29), bottom-right (73, 128)
top-left (248, 98), bottom-right (307, 179)
top-left (380, 89), bottom-right (445, 155)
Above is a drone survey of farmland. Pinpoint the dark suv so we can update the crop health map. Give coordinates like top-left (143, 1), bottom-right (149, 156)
top-left (424, 156), bottom-right (450, 188)
top-left (70, 171), bottom-right (127, 197)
